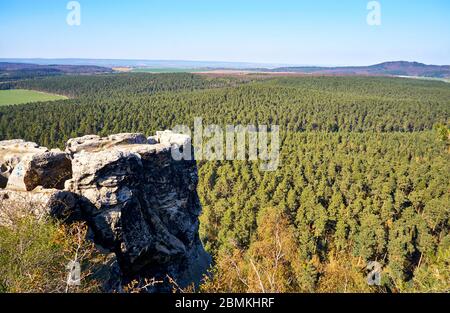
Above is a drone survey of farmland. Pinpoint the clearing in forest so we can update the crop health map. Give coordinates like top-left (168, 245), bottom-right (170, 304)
top-left (0, 89), bottom-right (68, 106)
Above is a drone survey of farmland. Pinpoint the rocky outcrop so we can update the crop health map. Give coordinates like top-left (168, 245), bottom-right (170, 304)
top-left (6, 151), bottom-right (72, 191)
top-left (0, 132), bottom-right (210, 292)
top-left (1, 140), bottom-right (48, 188)
top-left (65, 133), bottom-right (148, 154)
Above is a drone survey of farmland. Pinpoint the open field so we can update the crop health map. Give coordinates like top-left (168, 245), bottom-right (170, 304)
top-left (0, 89), bottom-right (67, 106)
top-left (112, 67), bottom-right (133, 72)
top-left (131, 67), bottom-right (208, 73)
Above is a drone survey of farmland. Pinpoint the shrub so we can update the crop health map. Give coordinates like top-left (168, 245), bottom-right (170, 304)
top-left (0, 208), bottom-right (101, 293)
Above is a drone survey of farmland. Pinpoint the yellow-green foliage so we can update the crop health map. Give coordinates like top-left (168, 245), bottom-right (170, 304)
top-left (0, 214), bottom-right (100, 293)
top-left (0, 89), bottom-right (67, 106)
top-left (199, 132), bottom-right (449, 293)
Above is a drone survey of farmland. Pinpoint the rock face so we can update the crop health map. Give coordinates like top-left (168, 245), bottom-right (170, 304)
top-left (0, 132), bottom-right (210, 292)
top-left (6, 151), bottom-right (72, 191)
top-left (0, 140), bottom-right (49, 188)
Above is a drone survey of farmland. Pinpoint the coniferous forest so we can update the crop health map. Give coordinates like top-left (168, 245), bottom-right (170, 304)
top-left (0, 73), bottom-right (449, 292)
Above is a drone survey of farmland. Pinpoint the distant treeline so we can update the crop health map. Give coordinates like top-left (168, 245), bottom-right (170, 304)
top-left (266, 61), bottom-right (450, 78)
top-left (0, 62), bottom-right (113, 82)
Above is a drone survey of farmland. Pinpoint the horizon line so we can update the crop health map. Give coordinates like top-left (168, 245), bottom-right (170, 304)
top-left (1, 58), bottom-right (450, 68)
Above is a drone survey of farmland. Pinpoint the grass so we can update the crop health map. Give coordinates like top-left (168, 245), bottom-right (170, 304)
top-left (0, 89), bottom-right (67, 106)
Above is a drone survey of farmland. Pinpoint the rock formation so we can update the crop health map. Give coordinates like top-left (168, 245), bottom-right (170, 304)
top-left (0, 132), bottom-right (211, 292)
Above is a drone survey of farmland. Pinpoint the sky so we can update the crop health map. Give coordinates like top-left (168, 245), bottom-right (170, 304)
top-left (0, 0), bottom-right (449, 66)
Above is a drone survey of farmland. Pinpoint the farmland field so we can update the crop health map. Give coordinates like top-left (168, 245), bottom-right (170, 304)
top-left (0, 89), bottom-right (67, 106)
top-left (131, 67), bottom-right (208, 73)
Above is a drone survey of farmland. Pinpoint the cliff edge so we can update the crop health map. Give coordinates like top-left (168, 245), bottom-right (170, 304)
top-left (0, 132), bottom-right (211, 292)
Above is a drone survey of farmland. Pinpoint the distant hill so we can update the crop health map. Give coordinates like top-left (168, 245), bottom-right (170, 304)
top-left (0, 58), bottom-right (290, 70)
top-left (0, 62), bottom-right (112, 81)
top-left (268, 61), bottom-right (450, 78)
top-left (1, 60), bottom-right (449, 79)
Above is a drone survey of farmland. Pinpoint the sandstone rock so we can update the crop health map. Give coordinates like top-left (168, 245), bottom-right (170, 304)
top-left (108, 133), bottom-right (147, 145)
top-left (0, 140), bottom-right (49, 188)
top-left (0, 139), bottom-right (43, 151)
top-left (147, 136), bottom-right (158, 144)
top-left (6, 151), bottom-right (72, 191)
top-left (0, 132), bottom-right (210, 292)
top-left (65, 138), bottom-right (210, 288)
top-left (6, 158), bottom-right (34, 191)
top-left (156, 130), bottom-right (191, 147)
top-left (65, 135), bottom-right (100, 154)
top-left (66, 133), bottom-right (147, 154)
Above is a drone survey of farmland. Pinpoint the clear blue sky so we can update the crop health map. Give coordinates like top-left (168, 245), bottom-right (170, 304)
top-left (0, 0), bottom-right (449, 66)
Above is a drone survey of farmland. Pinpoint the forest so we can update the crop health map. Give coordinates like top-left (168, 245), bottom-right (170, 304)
top-left (0, 73), bottom-right (449, 292)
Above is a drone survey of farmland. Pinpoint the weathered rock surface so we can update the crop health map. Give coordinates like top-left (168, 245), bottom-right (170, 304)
top-left (66, 133), bottom-right (148, 154)
top-left (0, 140), bottom-right (49, 188)
top-left (6, 151), bottom-right (72, 191)
top-left (0, 131), bottom-right (210, 292)
top-left (155, 130), bottom-right (191, 147)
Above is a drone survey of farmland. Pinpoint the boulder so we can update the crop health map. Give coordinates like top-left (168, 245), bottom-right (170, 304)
top-left (0, 140), bottom-right (49, 188)
top-left (66, 133), bottom-right (147, 154)
top-left (147, 136), bottom-right (158, 144)
top-left (156, 130), bottom-right (191, 147)
top-left (6, 151), bottom-right (72, 191)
